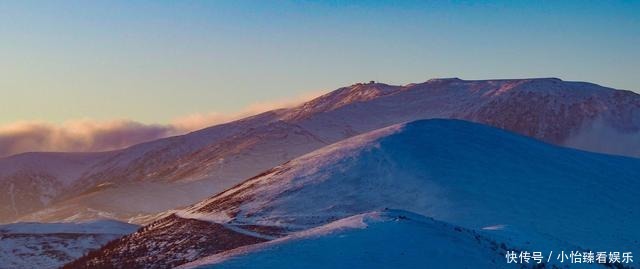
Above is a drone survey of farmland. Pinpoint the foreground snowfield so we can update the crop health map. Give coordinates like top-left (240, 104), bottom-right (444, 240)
top-left (66, 119), bottom-right (640, 268)
top-left (178, 210), bottom-right (512, 269)
top-left (0, 220), bottom-right (138, 269)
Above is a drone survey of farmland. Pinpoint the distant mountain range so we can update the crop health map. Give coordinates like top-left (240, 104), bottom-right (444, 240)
top-left (1, 77), bottom-right (639, 227)
top-left (64, 119), bottom-right (640, 268)
top-left (0, 219), bottom-right (137, 268)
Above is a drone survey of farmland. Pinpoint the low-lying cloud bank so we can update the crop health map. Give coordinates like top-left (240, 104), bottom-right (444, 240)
top-left (564, 118), bottom-right (640, 157)
top-left (0, 120), bottom-right (177, 158)
top-left (0, 91), bottom-right (324, 158)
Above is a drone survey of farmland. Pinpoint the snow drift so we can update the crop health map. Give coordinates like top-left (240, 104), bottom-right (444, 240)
top-left (178, 210), bottom-right (512, 269)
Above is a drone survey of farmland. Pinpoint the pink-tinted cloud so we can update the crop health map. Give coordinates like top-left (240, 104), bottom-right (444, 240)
top-left (0, 120), bottom-right (176, 157)
top-left (0, 90), bottom-right (325, 158)
top-left (169, 91), bottom-right (325, 131)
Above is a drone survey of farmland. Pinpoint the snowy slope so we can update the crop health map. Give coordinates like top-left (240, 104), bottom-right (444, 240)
top-left (182, 119), bottom-right (640, 251)
top-left (0, 220), bottom-right (137, 269)
top-left (178, 210), bottom-right (513, 269)
top-left (61, 214), bottom-right (271, 269)
top-left (7, 111), bottom-right (327, 223)
top-left (4, 78), bottom-right (639, 224)
top-left (0, 152), bottom-right (112, 222)
top-left (67, 119), bottom-right (640, 268)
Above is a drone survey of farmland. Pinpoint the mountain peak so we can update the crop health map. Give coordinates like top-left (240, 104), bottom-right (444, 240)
top-left (533, 77), bottom-right (563, 81)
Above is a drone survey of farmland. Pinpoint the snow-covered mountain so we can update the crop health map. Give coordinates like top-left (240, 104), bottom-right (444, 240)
top-left (177, 210), bottom-right (513, 269)
top-left (0, 219), bottom-right (137, 269)
top-left (0, 152), bottom-right (112, 222)
top-left (64, 119), bottom-right (640, 268)
top-left (2, 78), bottom-right (639, 224)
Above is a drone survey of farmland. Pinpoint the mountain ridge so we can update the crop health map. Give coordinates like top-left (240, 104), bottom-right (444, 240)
top-left (2, 77), bottom-right (639, 224)
top-left (63, 119), bottom-right (640, 268)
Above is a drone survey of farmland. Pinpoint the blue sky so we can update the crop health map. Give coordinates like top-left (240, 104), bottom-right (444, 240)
top-left (1, 0), bottom-right (639, 125)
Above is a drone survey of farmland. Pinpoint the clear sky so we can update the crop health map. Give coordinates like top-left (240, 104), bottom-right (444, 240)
top-left (1, 0), bottom-right (639, 126)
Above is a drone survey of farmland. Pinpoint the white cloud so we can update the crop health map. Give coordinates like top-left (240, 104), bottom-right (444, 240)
top-left (0, 90), bottom-right (325, 158)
